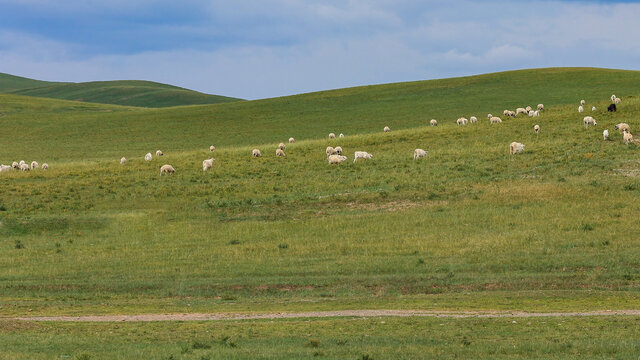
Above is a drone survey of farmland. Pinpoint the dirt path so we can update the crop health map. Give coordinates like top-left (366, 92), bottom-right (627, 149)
top-left (13, 309), bottom-right (640, 322)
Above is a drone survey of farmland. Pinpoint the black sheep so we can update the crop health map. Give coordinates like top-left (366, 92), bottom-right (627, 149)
top-left (608, 103), bottom-right (617, 112)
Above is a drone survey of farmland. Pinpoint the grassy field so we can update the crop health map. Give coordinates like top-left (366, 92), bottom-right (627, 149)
top-left (0, 72), bottom-right (242, 108)
top-left (1, 67), bottom-right (640, 358)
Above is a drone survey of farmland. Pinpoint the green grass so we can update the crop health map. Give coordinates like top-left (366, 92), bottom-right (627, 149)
top-left (0, 73), bottom-right (242, 108)
top-left (1, 67), bottom-right (640, 356)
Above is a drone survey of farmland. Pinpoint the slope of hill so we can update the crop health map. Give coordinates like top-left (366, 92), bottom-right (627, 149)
top-left (0, 73), bottom-right (242, 107)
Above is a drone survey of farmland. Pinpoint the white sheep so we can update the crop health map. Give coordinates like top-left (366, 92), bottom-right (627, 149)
top-left (507, 110), bottom-right (516, 117)
top-left (623, 130), bottom-right (633, 145)
top-left (160, 164), bottom-right (175, 175)
top-left (430, 119), bottom-right (438, 126)
top-left (615, 97), bottom-right (621, 104)
top-left (580, 99), bottom-right (585, 106)
top-left (487, 114), bottom-right (493, 119)
top-left (326, 146), bottom-right (337, 157)
top-left (327, 155), bottom-right (348, 164)
top-left (339, 133), bottom-right (344, 138)
top-left (469, 116), bottom-right (477, 123)
top-left (578, 106), bottom-right (584, 113)
top-left (210, 145), bottom-right (215, 152)
top-left (528, 110), bottom-right (535, 117)
top-left (145, 153), bottom-right (152, 161)
top-left (19, 160), bottom-right (25, 166)
top-left (516, 108), bottom-right (527, 116)
top-left (329, 133), bottom-right (336, 139)
top-left (603, 129), bottom-right (609, 140)
top-left (456, 117), bottom-right (468, 126)
top-left (537, 104), bottom-right (544, 111)
top-left (20, 163), bottom-right (30, 171)
top-left (0, 165), bottom-right (11, 172)
top-left (289, 137), bottom-right (295, 143)
top-left (611, 94), bottom-right (616, 102)
top-left (413, 149), bottom-right (427, 160)
top-left (503, 110), bottom-right (510, 116)
top-left (276, 149), bottom-right (286, 157)
top-left (383, 126), bottom-right (390, 132)
top-left (592, 106), bottom-right (596, 111)
top-left (583, 116), bottom-right (597, 127)
top-left (42, 163), bottom-right (49, 170)
top-left (510, 142), bottom-right (525, 155)
top-left (490, 116), bottom-right (502, 124)
top-left (334, 146), bottom-right (343, 155)
top-left (354, 151), bottom-right (373, 163)
top-left (30, 161), bottom-right (39, 169)
top-left (120, 157), bottom-right (127, 165)
top-left (615, 123), bottom-right (630, 134)
top-left (525, 106), bottom-right (532, 112)
top-left (532, 110), bottom-right (539, 117)
top-left (156, 150), bottom-right (163, 156)
top-left (534, 124), bottom-right (540, 134)
top-left (12, 161), bottom-right (18, 169)
top-left (202, 158), bottom-right (215, 171)
top-left (252, 149), bottom-right (262, 157)
top-left (278, 142), bottom-right (286, 150)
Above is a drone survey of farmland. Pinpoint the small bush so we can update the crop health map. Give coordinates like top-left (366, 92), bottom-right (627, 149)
top-left (278, 243), bottom-right (289, 249)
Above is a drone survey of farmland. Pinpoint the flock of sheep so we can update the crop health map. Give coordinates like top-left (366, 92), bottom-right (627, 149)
top-left (0, 160), bottom-right (48, 173)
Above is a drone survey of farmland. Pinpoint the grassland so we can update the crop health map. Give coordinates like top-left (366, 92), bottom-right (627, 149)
top-left (1, 67), bottom-right (640, 358)
top-left (0, 72), bottom-right (242, 108)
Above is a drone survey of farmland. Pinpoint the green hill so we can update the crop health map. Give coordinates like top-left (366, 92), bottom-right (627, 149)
top-left (0, 73), bottom-right (242, 107)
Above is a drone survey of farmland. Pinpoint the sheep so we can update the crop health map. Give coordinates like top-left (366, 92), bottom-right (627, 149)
top-left (592, 106), bottom-right (596, 111)
top-left (252, 149), bottom-right (262, 157)
top-left (329, 133), bottom-right (336, 139)
top-left (328, 155), bottom-right (348, 164)
top-left (516, 108), bottom-right (527, 116)
top-left (490, 116), bottom-right (502, 124)
top-left (383, 126), bottom-right (391, 132)
top-left (413, 148), bottom-right (427, 160)
top-left (578, 106), bottom-right (584, 113)
top-left (160, 164), bottom-right (175, 175)
top-left (525, 106), bottom-right (532, 112)
top-left (334, 146), bottom-right (343, 155)
top-left (534, 124), bottom-right (540, 134)
top-left (507, 110), bottom-right (516, 117)
top-left (276, 149), bottom-right (286, 157)
top-left (608, 103), bottom-right (617, 112)
top-left (430, 119), bottom-right (438, 126)
top-left (537, 104), bottom-right (544, 111)
top-left (156, 150), bottom-right (163, 156)
top-left (354, 151), bottom-right (373, 163)
top-left (20, 163), bottom-right (30, 171)
top-left (623, 130), bottom-right (633, 145)
top-left (19, 160), bottom-right (25, 166)
top-left (202, 158), bottom-right (215, 171)
top-left (145, 153), bottom-right (152, 161)
top-left (30, 161), bottom-right (39, 169)
top-left (469, 116), bottom-right (477, 123)
top-left (615, 97), bottom-right (621, 104)
top-left (210, 145), bottom-right (215, 152)
top-left (120, 157), bottom-right (127, 165)
top-left (487, 113), bottom-right (493, 118)
top-left (0, 165), bottom-right (11, 172)
top-left (278, 142), bottom-right (286, 150)
top-left (503, 109), bottom-right (510, 116)
top-left (12, 161), bottom-right (18, 169)
top-left (611, 94), bottom-right (616, 102)
top-left (339, 133), bottom-right (345, 138)
top-left (326, 146), bottom-right (337, 157)
top-left (456, 117), bottom-right (468, 126)
top-left (583, 116), bottom-right (597, 127)
top-left (289, 137), bottom-right (295, 143)
top-left (603, 129), bottom-right (609, 140)
top-left (509, 142), bottom-right (525, 155)
top-left (42, 163), bottom-right (48, 170)
top-left (532, 110), bottom-right (539, 117)
top-left (528, 110), bottom-right (535, 117)
top-left (580, 99), bottom-right (585, 106)
top-left (615, 123), bottom-right (630, 134)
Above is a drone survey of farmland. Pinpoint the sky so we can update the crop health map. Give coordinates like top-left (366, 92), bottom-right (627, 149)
top-left (0, 0), bottom-right (639, 100)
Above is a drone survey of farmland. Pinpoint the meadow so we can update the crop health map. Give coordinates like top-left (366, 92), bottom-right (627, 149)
top-left (1, 67), bottom-right (640, 358)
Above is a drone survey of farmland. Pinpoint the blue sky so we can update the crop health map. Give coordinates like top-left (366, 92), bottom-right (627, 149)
top-left (0, 0), bottom-right (639, 99)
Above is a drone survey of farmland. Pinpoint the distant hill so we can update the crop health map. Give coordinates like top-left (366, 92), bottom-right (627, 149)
top-left (0, 73), bottom-right (242, 108)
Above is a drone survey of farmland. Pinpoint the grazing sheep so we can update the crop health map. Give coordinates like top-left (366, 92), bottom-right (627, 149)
top-left (487, 113), bottom-right (493, 118)
top-left (334, 146), bottom-right (343, 155)
top-left (329, 133), bottom-right (336, 139)
top-left (19, 160), bottom-right (25, 166)
top-left (30, 161), bottom-right (39, 169)
top-left (611, 94), bottom-right (616, 102)
top-left (615, 97), bottom-right (621, 104)
top-left (145, 153), bottom-right (152, 161)
top-left (623, 130), bottom-right (633, 145)
top-left (383, 126), bottom-right (391, 132)
top-left (160, 164), bottom-right (175, 175)
top-left (507, 110), bottom-right (516, 117)
top-left (608, 103), bottom-right (617, 112)
top-left (490, 116), bottom-right (502, 124)
top-left (470, 116), bottom-right (478, 123)
top-left (252, 149), bottom-right (262, 157)
top-left (42, 163), bottom-right (48, 170)
top-left (210, 145), bottom-right (215, 152)
top-left (603, 129), bottom-right (609, 140)
top-left (430, 119), bottom-right (438, 126)
top-left (578, 106), bottom-right (584, 113)
top-left (537, 104), bottom-right (544, 111)
top-left (276, 149), bottom-right (286, 157)
top-left (327, 155), bottom-right (348, 164)
top-left (592, 106), bottom-right (596, 111)
top-left (0, 165), bottom-right (11, 172)
top-left (525, 106), bottom-right (532, 112)
top-left (456, 117), bottom-right (468, 126)
top-left (120, 157), bottom-right (127, 165)
top-left (503, 109), bottom-right (510, 116)
top-left (534, 124), bottom-right (540, 134)
top-left (278, 142), bottom-right (286, 150)
top-left (289, 137), bottom-right (295, 143)
top-left (509, 142), bottom-right (525, 155)
top-left (532, 110), bottom-right (539, 117)
top-left (202, 158), bottom-right (215, 171)
top-left (156, 150), bottom-right (163, 156)
top-left (326, 146), bottom-right (337, 157)
top-left (413, 148), bottom-right (427, 160)
top-left (583, 116), bottom-right (597, 127)
top-left (12, 161), bottom-right (18, 169)
top-left (580, 99), bottom-right (585, 106)
top-left (615, 123), bottom-right (630, 134)
top-left (20, 163), bottom-right (30, 171)
top-left (516, 108), bottom-right (527, 116)
top-left (339, 133), bottom-right (344, 138)
top-left (528, 110), bottom-right (535, 117)
top-left (354, 151), bottom-right (373, 163)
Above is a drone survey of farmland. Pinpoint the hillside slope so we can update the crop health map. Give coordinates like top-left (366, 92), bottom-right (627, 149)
top-left (0, 72), bottom-right (59, 92)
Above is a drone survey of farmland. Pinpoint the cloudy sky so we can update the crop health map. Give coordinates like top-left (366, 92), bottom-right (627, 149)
top-left (0, 0), bottom-right (638, 99)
